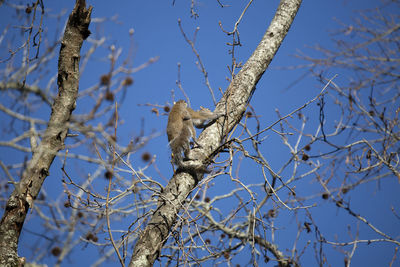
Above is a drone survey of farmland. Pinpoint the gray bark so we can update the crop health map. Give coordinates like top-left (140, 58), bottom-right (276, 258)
top-left (129, 0), bottom-right (303, 266)
top-left (0, 1), bottom-right (92, 266)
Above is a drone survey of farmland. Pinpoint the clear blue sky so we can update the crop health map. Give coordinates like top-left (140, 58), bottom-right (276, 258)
top-left (1, 0), bottom-right (398, 266)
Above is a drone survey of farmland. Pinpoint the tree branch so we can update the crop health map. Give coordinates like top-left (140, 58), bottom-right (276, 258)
top-left (0, 0), bottom-right (92, 265)
top-left (129, 0), bottom-right (302, 266)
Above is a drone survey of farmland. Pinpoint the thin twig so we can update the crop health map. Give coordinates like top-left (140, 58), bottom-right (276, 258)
top-left (106, 102), bottom-right (125, 266)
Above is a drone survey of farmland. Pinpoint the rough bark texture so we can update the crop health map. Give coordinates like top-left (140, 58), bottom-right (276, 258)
top-left (0, 1), bottom-right (92, 266)
top-left (129, 0), bottom-right (302, 266)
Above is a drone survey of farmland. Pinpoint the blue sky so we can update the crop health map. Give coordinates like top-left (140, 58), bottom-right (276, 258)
top-left (1, 0), bottom-right (399, 266)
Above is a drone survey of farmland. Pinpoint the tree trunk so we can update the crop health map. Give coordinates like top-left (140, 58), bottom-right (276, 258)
top-left (129, 0), bottom-right (302, 266)
top-left (0, 1), bottom-right (92, 266)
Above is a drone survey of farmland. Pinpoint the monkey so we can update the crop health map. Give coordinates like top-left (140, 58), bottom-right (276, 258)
top-left (166, 100), bottom-right (223, 167)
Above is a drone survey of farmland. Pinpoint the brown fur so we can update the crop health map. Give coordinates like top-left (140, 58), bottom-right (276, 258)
top-left (167, 100), bottom-right (223, 166)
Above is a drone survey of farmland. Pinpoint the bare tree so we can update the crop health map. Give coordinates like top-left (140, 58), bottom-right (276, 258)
top-left (130, 1), bottom-right (303, 266)
top-left (295, 1), bottom-right (400, 265)
top-left (1, 0), bottom-right (398, 266)
top-left (0, 0), bottom-right (92, 266)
